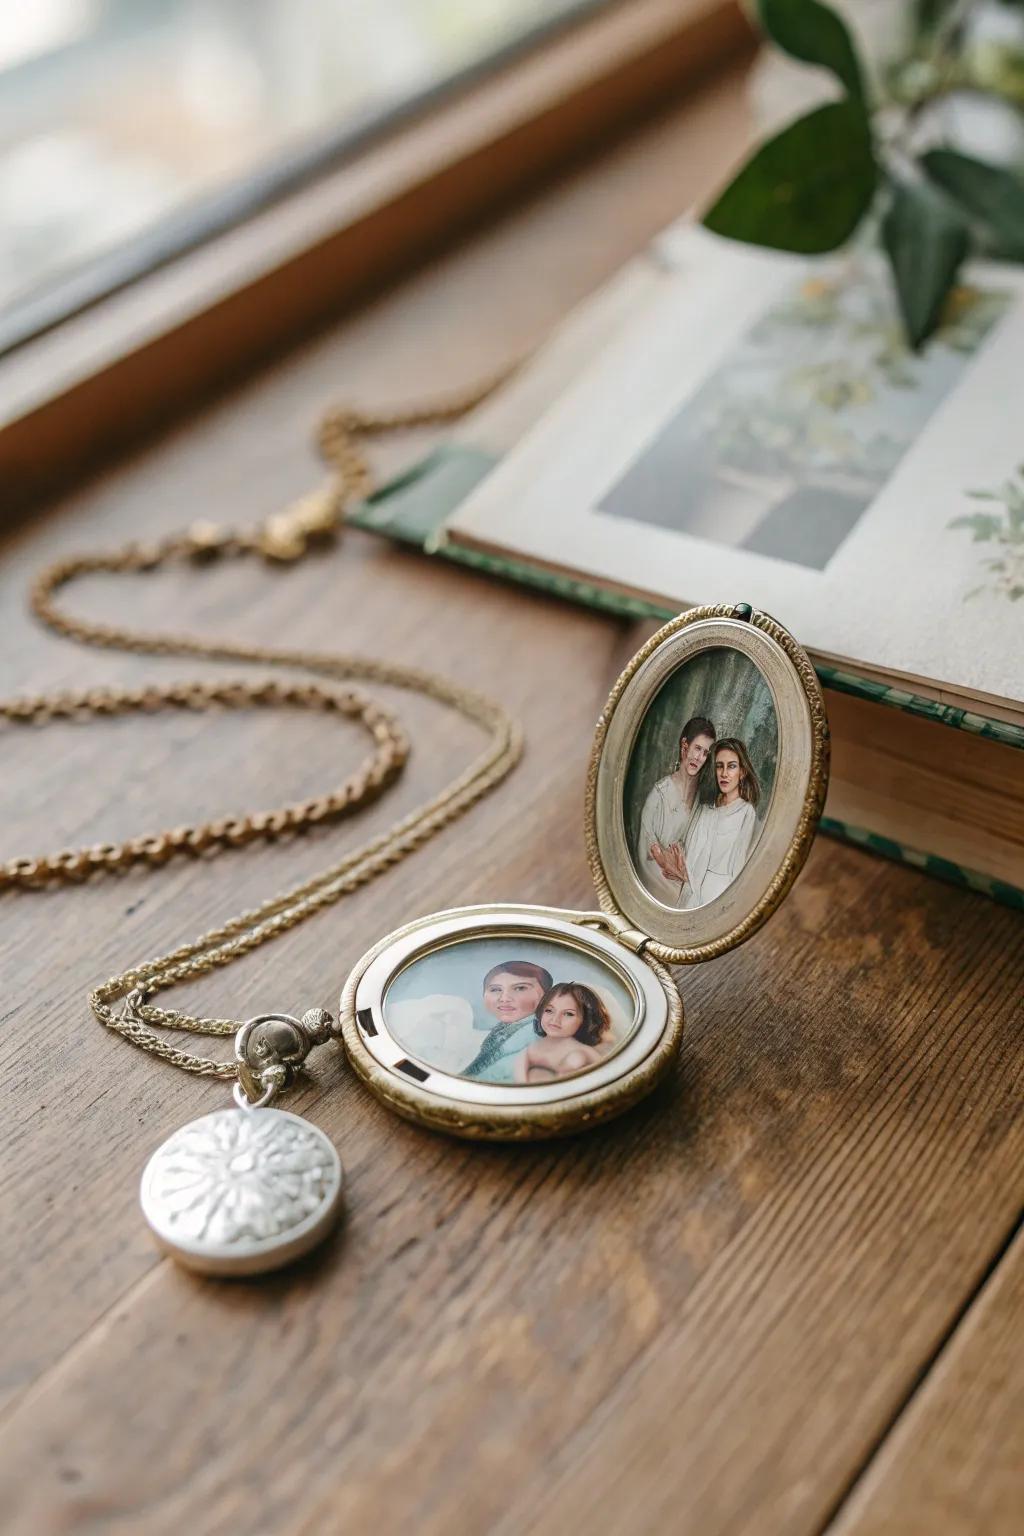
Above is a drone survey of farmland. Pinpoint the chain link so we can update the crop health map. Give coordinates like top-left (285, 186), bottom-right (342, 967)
top-left (1, 677), bottom-right (410, 887)
top-left (7, 374), bottom-right (522, 1081)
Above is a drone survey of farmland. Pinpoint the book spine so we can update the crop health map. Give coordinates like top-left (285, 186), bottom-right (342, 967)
top-left (819, 818), bottom-right (1024, 911)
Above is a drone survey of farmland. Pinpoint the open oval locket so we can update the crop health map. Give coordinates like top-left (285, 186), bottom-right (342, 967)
top-left (141, 602), bottom-right (828, 1273)
top-left (340, 602), bottom-right (829, 1140)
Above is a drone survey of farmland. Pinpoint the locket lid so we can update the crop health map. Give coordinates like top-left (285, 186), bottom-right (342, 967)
top-left (585, 603), bottom-right (829, 965)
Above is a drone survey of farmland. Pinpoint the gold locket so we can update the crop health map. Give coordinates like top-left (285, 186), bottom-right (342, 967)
top-left (338, 603), bottom-right (829, 1140)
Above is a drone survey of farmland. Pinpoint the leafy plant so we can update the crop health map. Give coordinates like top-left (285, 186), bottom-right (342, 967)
top-left (949, 465), bottom-right (1024, 599)
top-left (702, 0), bottom-right (1024, 348)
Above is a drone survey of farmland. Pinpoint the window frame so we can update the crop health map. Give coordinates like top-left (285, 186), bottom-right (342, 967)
top-left (0, 0), bottom-right (750, 515)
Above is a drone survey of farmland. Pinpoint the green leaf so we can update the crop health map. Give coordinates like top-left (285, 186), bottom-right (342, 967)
top-left (702, 101), bottom-right (876, 255)
top-left (948, 513), bottom-right (1002, 540)
top-left (882, 178), bottom-right (970, 349)
top-left (922, 149), bottom-right (1024, 259)
top-left (759, 0), bottom-right (866, 102)
top-left (1005, 485), bottom-right (1024, 533)
top-left (914, 0), bottom-right (959, 37)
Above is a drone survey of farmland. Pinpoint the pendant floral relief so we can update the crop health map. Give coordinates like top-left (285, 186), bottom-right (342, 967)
top-left (140, 1106), bottom-right (343, 1276)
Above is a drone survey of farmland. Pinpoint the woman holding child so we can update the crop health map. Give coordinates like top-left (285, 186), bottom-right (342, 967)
top-left (464, 967), bottom-right (616, 1085)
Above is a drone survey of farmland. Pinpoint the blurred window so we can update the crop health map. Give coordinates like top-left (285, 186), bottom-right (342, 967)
top-left (0, 0), bottom-right (603, 351)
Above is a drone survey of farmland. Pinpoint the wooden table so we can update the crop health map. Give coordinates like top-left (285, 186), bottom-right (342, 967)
top-left (1, 59), bottom-right (1021, 1536)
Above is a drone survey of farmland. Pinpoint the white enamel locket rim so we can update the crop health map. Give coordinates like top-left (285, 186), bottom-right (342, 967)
top-left (340, 904), bottom-right (683, 1140)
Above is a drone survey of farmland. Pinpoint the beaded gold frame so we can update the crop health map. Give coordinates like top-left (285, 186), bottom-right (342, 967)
top-left (586, 603), bottom-right (830, 965)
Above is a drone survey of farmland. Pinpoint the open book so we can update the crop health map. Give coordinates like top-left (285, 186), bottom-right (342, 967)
top-left (445, 225), bottom-right (1023, 726)
top-left (351, 224), bottom-right (1024, 905)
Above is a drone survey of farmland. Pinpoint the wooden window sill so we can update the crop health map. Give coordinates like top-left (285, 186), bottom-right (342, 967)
top-left (0, 0), bottom-right (751, 517)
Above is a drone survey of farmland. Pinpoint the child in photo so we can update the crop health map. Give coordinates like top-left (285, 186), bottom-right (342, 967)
top-left (514, 982), bottom-right (612, 1083)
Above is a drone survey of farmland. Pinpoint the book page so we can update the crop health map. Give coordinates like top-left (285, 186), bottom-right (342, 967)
top-left (447, 227), bottom-right (1024, 710)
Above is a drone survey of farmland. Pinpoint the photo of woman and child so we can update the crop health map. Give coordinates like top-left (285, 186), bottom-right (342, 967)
top-left (626, 648), bottom-right (778, 911)
top-left (383, 940), bottom-right (633, 1086)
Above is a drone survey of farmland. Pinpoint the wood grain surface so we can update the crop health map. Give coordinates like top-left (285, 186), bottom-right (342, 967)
top-left (1, 59), bottom-right (1021, 1536)
top-left (828, 1225), bottom-right (1024, 1536)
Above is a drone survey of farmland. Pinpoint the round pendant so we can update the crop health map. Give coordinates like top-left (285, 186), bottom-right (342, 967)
top-left (339, 904), bottom-right (683, 1140)
top-left (140, 1107), bottom-right (343, 1276)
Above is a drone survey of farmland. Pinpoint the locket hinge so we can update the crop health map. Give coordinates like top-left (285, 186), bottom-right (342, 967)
top-left (576, 910), bottom-right (650, 956)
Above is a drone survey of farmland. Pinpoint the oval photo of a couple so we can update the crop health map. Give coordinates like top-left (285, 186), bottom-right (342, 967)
top-left (383, 936), bottom-right (636, 1086)
top-left (625, 646), bottom-right (779, 910)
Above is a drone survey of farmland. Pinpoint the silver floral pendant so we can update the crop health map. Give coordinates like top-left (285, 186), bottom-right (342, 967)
top-left (140, 1106), bottom-right (343, 1277)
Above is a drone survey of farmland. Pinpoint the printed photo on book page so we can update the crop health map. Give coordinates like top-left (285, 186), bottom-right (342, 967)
top-left (445, 226), bottom-right (1024, 713)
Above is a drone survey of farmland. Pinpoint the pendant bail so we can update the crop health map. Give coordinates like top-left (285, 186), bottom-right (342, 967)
top-left (233, 1009), bottom-right (335, 1105)
top-left (233, 1068), bottom-right (286, 1110)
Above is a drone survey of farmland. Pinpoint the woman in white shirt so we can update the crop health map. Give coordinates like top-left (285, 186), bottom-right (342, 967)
top-left (636, 715), bottom-right (716, 904)
top-left (680, 737), bottom-right (761, 910)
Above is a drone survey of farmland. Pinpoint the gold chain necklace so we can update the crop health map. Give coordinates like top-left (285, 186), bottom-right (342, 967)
top-left (5, 370), bottom-right (520, 1091)
top-left (6, 368), bottom-right (831, 1279)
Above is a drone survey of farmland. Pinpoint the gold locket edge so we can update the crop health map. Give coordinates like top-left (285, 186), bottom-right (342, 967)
top-left (585, 603), bottom-right (831, 965)
top-left (339, 904), bottom-right (684, 1141)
